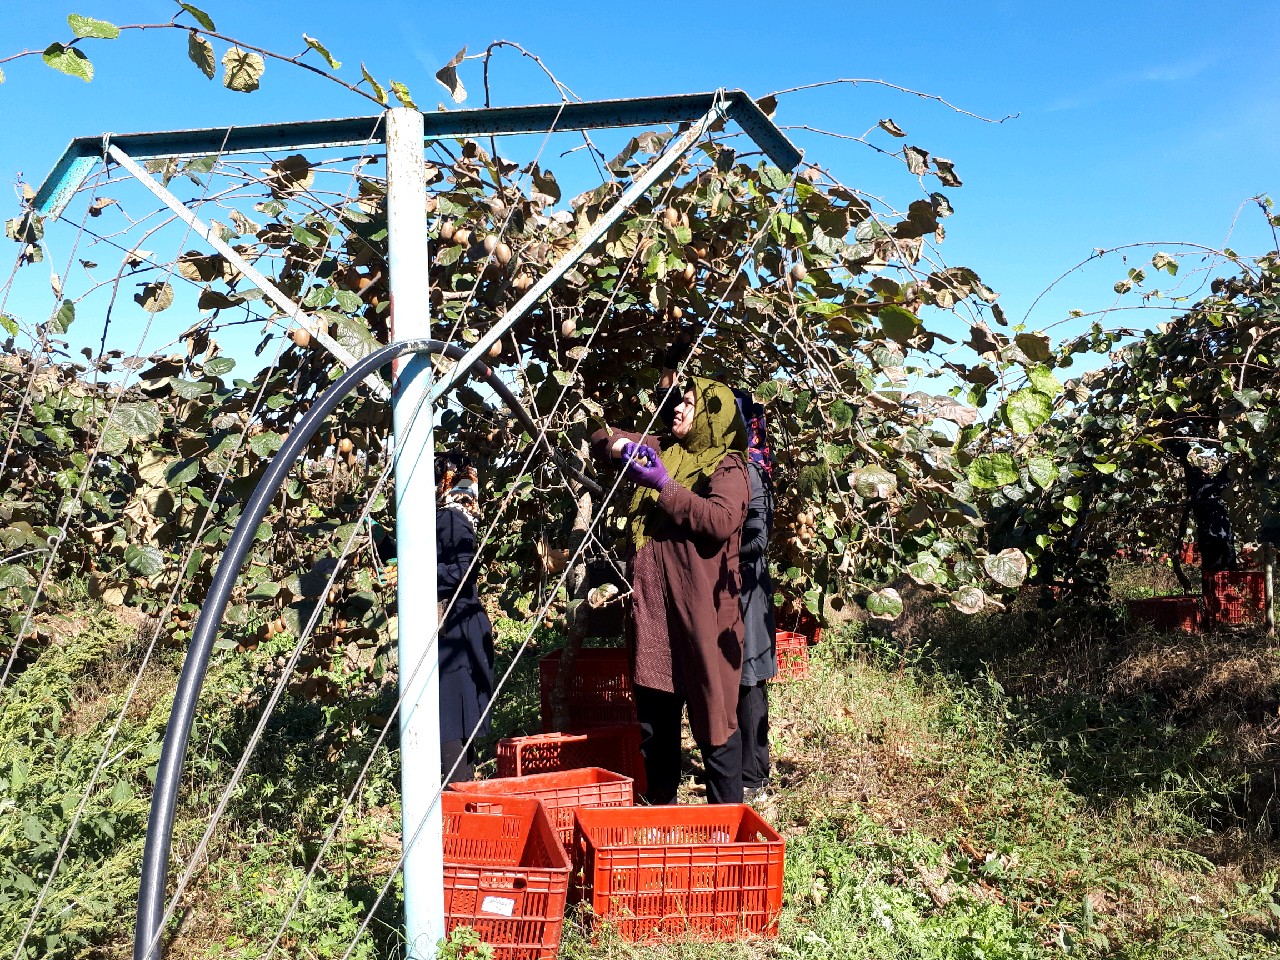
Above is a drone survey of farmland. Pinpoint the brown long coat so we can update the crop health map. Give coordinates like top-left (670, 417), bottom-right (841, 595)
top-left (591, 427), bottom-right (749, 746)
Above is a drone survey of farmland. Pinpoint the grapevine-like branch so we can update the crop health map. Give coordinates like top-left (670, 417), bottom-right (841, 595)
top-left (768, 77), bottom-right (1020, 125)
top-left (0, 13), bottom-right (381, 105)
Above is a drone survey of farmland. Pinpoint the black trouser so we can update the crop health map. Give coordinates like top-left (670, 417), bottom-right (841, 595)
top-left (441, 738), bottom-right (476, 784)
top-left (737, 680), bottom-right (770, 790)
top-left (634, 685), bottom-right (743, 805)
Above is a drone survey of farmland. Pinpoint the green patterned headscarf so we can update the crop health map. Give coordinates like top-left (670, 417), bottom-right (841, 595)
top-left (629, 376), bottom-right (747, 550)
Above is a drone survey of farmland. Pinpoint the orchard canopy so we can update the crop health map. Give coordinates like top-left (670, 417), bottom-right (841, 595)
top-left (1, 8), bottom-right (1278, 681)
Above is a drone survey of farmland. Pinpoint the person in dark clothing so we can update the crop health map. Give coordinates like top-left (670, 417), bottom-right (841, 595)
top-left (434, 454), bottom-right (495, 783)
top-left (591, 376), bottom-right (750, 805)
top-left (1186, 461), bottom-right (1236, 572)
top-left (1169, 436), bottom-right (1236, 572)
top-left (732, 389), bottom-right (777, 802)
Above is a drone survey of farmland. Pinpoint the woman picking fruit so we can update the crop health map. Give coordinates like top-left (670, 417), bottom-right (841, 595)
top-left (591, 377), bottom-right (750, 804)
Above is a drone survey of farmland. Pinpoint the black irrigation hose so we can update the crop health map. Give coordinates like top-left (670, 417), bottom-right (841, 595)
top-left (133, 338), bottom-right (598, 960)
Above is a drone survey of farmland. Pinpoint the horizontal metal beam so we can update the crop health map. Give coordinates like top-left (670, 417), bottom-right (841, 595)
top-left (34, 90), bottom-right (801, 216)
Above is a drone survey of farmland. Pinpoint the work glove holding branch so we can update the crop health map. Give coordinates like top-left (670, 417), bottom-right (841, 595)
top-left (624, 443), bottom-right (670, 491)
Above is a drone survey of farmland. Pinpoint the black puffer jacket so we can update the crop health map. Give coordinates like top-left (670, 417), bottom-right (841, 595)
top-left (738, 461), bottom-right (777, 685)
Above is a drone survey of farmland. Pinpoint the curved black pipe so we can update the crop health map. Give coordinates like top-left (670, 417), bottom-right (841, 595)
top-left (133, 339), bottom-right (597, 960)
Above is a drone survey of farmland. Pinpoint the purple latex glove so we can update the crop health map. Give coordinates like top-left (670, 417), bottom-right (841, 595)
top-left (623, 443), bottom-right (670, 491)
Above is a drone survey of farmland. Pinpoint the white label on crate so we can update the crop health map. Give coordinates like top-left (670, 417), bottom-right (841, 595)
top-left (481, 896), bottom-right (516, 917)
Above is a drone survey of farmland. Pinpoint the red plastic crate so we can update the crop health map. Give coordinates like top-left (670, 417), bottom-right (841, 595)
top-left (539, 647), bottom-right (636, 732)
top-left (1126, 596), bottom-right (1203, 633)
top-left (442, 792), bottom-right (571, 960)
top-left (496, 724), bottom-right (646, 795)
top-left (573, 803), bottom-right (785, 943)
top-left (775, 605), bottom-right (823, 645)
top-left (449, 768), bottom-right (635, 857)
top-left (770, 631), bottom-right (811, 682)
top-left (1203, 571), bottom-right (1266, 626)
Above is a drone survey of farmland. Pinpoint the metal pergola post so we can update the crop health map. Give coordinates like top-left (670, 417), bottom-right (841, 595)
top-left (384, 106), bottom-right (444, 956)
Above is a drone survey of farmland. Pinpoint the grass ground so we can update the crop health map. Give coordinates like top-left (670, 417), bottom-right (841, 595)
top-left (3, 573), bottom-right (1280, 958)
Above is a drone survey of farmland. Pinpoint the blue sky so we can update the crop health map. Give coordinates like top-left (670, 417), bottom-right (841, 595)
top-left (2, 0), bottom-right (1278, 359)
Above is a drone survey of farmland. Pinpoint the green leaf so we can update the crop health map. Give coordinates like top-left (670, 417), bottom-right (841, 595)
top-left (68, 14), bottom-right (120, 39)
top-left (249, 432), bottom-right (283, 457)
top-left (107, 401), bottom-right (161, 438)
top-left (759, 165), bottom-right (790, 192)
top-left (1062, 494), bottom-right (1082, 512)
top-left (830, 400), bottom-right (855, 428)
top-left (1003, 388), bottom-right (1053, 435)
top-left (303, 34), bottom-right (341, 70)
top-left (170, 378), bottom-right (212, 400)
top-left (248, 579), bottom-right (281, 600)
top-left (967, 453), bottom-right (1018, 489)
top-left (1027, 456), bottom-right (1057, 490)
top-left (124, 545), bottom-right (165, 578)
top-left (108, 778), bottom-right (132, 805)
top-left (361, 63), bottom-right (388, 105)
top-left (1015, 333), bottom-right (1052, 363)
top-left (878, 304), bottom-right (919, 344)
top-left (1093, 461), bottom-right (1118, 474)
top-left (754, 380), bottom-right (780, 403)
top-left (0, 313), bottom-right (16, 335)
top-left (950, 585), bottom-right (986, 614)
top-left (334, 289), bottom-right (362, 313)
top-left (43, 424), bottom-right (71, 449)
top-left (46, 299), bottom-right (76, 334)
top-left (332, 312), bottom-right (380, 360)
top-left (178, 2), bottom-right (217, 30)
top-left (282, 598), bottom-right (319, 638)
top-left (867, 587), bottom-right (904, 621)
top-left (851, 465), bottom-right (897, 499)
top-left (43, 43), bottom-right (94, 82)
top-left (205, 356), bottom-right (236, 376)
top-left (222, 47), bottom-right (264, 93)
top-left (983, 548), bottom-right (1028, 588)
top-left (773, 211), bottom-right (806, 239)
top-left (302, 283), bottom-right (333, 308)
top-left (1028, 365), bottom-right (1063, 397)
top-left (0, 564), bottom-right (35, 589)
top-left (164, 458), bottom-right (200, 488)
top-left (187, 30), bottom-right (215, 79)
top-left (391, 80), bottom-right (418, 109)
top-left (907, 557), bottom-right (944, 586)
top-left (435, 244), bottom-right (463, 268)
